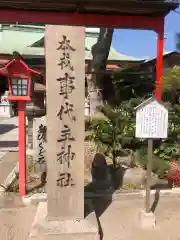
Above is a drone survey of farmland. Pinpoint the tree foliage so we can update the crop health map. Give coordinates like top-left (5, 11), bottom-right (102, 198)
top-left (105, 65), bottom-right (154, 105)
top-left (86, 99), bottom-right (145, 168)
top-left (88, 28), bottom-right (114, 115)
top-left (162, 68), bottom-right (180, 103)
top-left (87, 46), bottom-right (180, 179)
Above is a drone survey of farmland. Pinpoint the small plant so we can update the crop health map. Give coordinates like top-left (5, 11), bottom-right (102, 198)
top-left (162, 68), bottom-right (180, 103)
top-left (153, 143), bottom-right (180, 162)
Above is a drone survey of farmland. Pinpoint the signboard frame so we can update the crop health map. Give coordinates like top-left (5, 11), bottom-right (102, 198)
top-left (135, 96), bottom-right (168, 139)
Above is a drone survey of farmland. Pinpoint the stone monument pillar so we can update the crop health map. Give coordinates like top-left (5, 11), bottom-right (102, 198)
top-left (29, 25), bottom-right (99, 240)
top-left (33, 115), bottom-right (47, 176)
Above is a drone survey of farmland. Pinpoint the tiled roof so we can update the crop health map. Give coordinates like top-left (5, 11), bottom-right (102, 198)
top-left (0, 25), bottom-right (44, 55)
top-left (0, 25), bottom-right (141, 62)
top-left (143, 51), bottom-right (179, 63)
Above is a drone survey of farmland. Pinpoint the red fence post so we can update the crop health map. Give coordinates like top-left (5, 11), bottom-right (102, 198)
top-left (155, 17), bottom-right (164, 100)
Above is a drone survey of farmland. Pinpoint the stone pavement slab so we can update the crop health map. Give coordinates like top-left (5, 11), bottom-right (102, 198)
top-left (0, 117), bottom-right (19, 151)
top-left (0, 152), bottom-right (18, 186)
top-left (0, 205), bottom-right (37, 240)
top-left (0, 193), bottom-right (26, 208)
top-left (0, 117), bottom-right (18, 126)
top-left (0, 128), bottom-right (18, 151)
top-left (98, 194), bottom-right (180, 240)
top-left (0, 193), bottom-right (180, 239)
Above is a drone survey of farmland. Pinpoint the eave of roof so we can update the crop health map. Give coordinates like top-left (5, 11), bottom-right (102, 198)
top-left (143, 51), bottom-right (180, 64)
top-left (0, 1), bottom-right (177, 17)
top-left (0, 46), bottom-right (141, 62)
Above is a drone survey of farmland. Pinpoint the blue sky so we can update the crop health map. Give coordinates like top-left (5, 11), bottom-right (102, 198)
top-left (112, 8), bottom-right (180, 59)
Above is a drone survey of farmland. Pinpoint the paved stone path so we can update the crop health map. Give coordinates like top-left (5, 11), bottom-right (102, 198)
top-left (98, 194), bottom-right (180, 240)
top-left (0, 117), bottom-right (19, 188)
top-left (0, 193), bottom-right (180, 239)
top-left (0, 205), bottom-right (36, 240)
top-left (0, 152), bottom-right (18, 187)
top-left (0, 117), bottom-right (19, 152)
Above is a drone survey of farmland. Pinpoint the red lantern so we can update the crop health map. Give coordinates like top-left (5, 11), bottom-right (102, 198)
top-left (0, 58), bottom-right (42, 196)
top-left (0, 58), bottom-right (40, 102)
top-left (8, 76), bottom-right (32, 101)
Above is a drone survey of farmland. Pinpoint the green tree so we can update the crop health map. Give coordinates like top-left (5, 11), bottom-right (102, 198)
top-left (88, 28), bottom-right (114, 115)
top-left (109, 65), bottom-right (154, 105)
top-left (86, 100), bottom-right (144, 169)
top-left (151, 68), bottom-right (180, 164)
top-left (162, 68), bottom-right (180, 103)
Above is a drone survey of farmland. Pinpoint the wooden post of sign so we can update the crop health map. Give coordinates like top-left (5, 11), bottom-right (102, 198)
top-left (135, 97), bottom-right (168, 228)
top-left (145, 139), bottom-right (153, 213)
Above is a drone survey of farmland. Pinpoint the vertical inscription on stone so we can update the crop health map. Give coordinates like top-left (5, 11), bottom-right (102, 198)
top-left (37, 124), bottom-right (46, 164)
top-left (56, 36), bottom-right (76, 188)
top-left (33, 116), bottom-right (47, 171)
top-left (45, 26), bottom-right (85, 220)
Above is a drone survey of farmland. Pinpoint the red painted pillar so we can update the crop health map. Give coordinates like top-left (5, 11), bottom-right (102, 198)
top-left (155, 17), bottom-right (164, 100)
top-left (18, 101), bottom-right (26, 196)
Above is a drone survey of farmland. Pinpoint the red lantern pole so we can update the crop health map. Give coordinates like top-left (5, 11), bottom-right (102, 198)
top-left (0, 59), bottom-right (42, 197)
top-left (18, 101), bottom-right (26, 196)
top-left (155, 17), bottom-right (164, 100)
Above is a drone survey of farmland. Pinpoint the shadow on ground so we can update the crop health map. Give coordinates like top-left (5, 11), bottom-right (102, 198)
top-left (150, 182), bottom-right (173, 213)
top-left (84, 153), bottom-right (127, 239)
top-left (150, 189), bottom-right (160, 213)
top-left (0, 124), bottom-right (17, 135)
top-left (151, 182), bottom-right (172, 190)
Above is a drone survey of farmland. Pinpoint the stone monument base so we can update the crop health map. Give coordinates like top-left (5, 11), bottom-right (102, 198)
top-left (138, 209), bottom-right (156, 229)
top-left (29, 202), bottom-right (99, 240)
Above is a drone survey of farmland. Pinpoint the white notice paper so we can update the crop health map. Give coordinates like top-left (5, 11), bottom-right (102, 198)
top-left (135, 100), bottom-right (168, 139)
